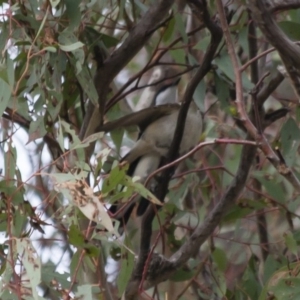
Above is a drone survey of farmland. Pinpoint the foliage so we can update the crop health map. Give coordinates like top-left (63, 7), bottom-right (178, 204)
top-left (0, 0), bottom-right (300, 299)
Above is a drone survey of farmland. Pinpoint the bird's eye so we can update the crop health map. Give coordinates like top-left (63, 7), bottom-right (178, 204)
top-left (153, 69), bottom-right (161, 79)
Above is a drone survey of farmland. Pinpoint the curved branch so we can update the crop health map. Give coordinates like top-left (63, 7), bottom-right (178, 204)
top-left (270, 0), bottom-right (300, 12)
top-left (79, 0), bottom-right (176, 147)
top-left (124, 1), bottom-right (223, 298)
top-left (126, 138), bottom-right (257, 292)
top-left (219, 0), bottom-right (300, 193)
top-left (247, 0), bottom-right (300, 100)
top-left (3, 109), bottom-right (63, 164)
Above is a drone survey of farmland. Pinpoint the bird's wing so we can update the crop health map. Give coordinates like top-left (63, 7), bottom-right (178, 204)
top-left (132, 153), bottom-right (161, 183)
top-left (98, 104), bottom-right (180, 133)
top-left (121, 139), bottom-right (152, 164)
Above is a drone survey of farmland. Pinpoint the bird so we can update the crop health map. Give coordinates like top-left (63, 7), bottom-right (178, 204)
top-left (134, 66), bottom-right (181, 111)
top-left (100, 102), bottom-right (202, 229)
top-left (54, 67), bottom-right (183, 234)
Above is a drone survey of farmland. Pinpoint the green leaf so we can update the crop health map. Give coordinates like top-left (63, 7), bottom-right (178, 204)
top-left (77, 132), bottom-right (105, 149)
top-left (35, 7), bottom-right (49, 38)
top-left (194, 36), bottom-right (211, 50)
top-left (117, 236), bottom-right (134, 296)
top-left (13, 210), bottom-right (27, 236)
top-left (174, 13), bottom-right (188, 43)
top-left (75, 285), bottom-right (101, 300)
top-left (84, 244), bottom-right (100, 258)
top-left (42, 264), bottom-right (70, 289)
top-left (271, 278), bottom-right (300, 300)
top-left (28, 115), bottom-right (47, 142)
top-left (110, 128), bottom-right (124, 153)
top-left (0, 22), bottom-right (8, 56)
top-left (100, 33), bottom-right (119, 48)
top-left (211, 268), bottom-right (227, 297)
top-left (284, 231), bottom-right (298, 256)
top-left (254, 173), bottom-right (285, 203)
top-left (70, 250), bottom-right (81, 277)
top-left (170, 48), bottom-right (186, 65)
top-left (212, 248), bottom-right (227, 272)
top-left (292, 230), bottom-right (300, 244)
top-left (214, 71), bottom-right (230, 109)
top-left (43, 46), bottom-right (57, 52)
top-left (170, 267), bottom-right (195, 282)
top-left (0, 78), bottom-right (11, 117)
top-left (289, 9), bottom-right (300, 22)
top-left (242, 256), bottom-right (261, 299)
top-left (59, 31), bottom-right (84, 72)
top-left (280, 117), bottom-right (300, 166)
top-left (109, 245), bottom-right (122, 260)
top-left (193, 79), bottom-right (206, 112)
top-left (7, 56), bottom-right (15, 87)
top-left (260, 262), bottom-right (300, 300)
top-left (223, 199), bottom-right (266, 223)
top-left (83, 27), bottom-right (119, 48)
top-left (133, 0), bottom-right (148, 12)
top-left (215, 51), bottom-right (253, 91)
top-left (163, 17), bottom-right (175, 42)
top-left (49, 0), bottom-right (60, 8)
top-left (28, 0), bottom-right (39, 15)
top-left (59, 120), bottom-right (85, 161)
top-left (73, 63), bottom-right (98, 106)
top-left (65, 0), bottom-right (81, 30)
top-left (278, 21), bottom-right (300, 40)
top-left (0, 247), bottom-right (7, 276)
top-left (15, 239), bottom-right (41, 299)
top-left (102, 163), bottom-right (128, 194)
top-left (59, 41), bottom-right (84, 52)
top-left (239, 26), bottom-right (249, 57)
top-left (46, 91), bottom-right (63, 121)
top-left (4, 145), bottom-right (17, 184)
top-left (129, 180), bottom-right (162, 206)
top-left (0, 213), bottom-right (8, 231)
top-left (50, 172), bottom-right (78, 183)
top-left (57, 118), bottom-right (65, 151)
top-left (82, 253), bottom-right (96, 273)
top-left (68, 224), bottom-right (86, 247)
top-left (263, 255), bottom-right (281, 284)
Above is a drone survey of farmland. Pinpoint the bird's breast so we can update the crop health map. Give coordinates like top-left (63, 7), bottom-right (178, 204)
top-left (141, 107), bottom-right (202, 157)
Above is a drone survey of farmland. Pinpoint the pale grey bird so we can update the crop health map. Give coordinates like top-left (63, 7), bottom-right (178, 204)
top-left (101, 102), bottom-right (202, 227)
top-left (134, 66), bottom-right (181, 111)
top-left (99, 66), bottom-right (202, 228)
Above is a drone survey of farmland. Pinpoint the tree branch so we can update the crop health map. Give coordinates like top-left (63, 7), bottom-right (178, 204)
top-left (3, 109), bottom-right (63, 166)
top-left (247, 10), bottom-right (270, 262)
top-left (124, 1), bottom-right (223, 298)
top-left (79, 0), bottom-right (175, 155)
top-left (257, 71), bottom-right (284, 106)
top-left (270, 0), bottom-right (300, 12)
top-left (219, 0), bottom-right (300, 193)
top-left (247, 0), bottom-right (300, 101)
top-left (124, 137), bottom-right (257, 293)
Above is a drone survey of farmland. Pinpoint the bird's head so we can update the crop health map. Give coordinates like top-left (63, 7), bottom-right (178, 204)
top-left (135, 66), bottom-right (181, 111)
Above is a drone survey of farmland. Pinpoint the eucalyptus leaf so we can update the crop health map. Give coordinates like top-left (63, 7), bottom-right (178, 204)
top-left (15, 239), bottom-right (41, 299)
top-left (0, 78), bottom-right (11, 117)
top-left (117, 236), bottom-right (134, 296)
top-left (59, 41), bottom-right (84, 52)
top-left (215, 52), bottom-right (253, 91)
top-left (278, 21), bottom-right (300, 40)
top-left (28, 116), bottom-right (47, 142)
top-left (49, 0), bottom-right (60, 8)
